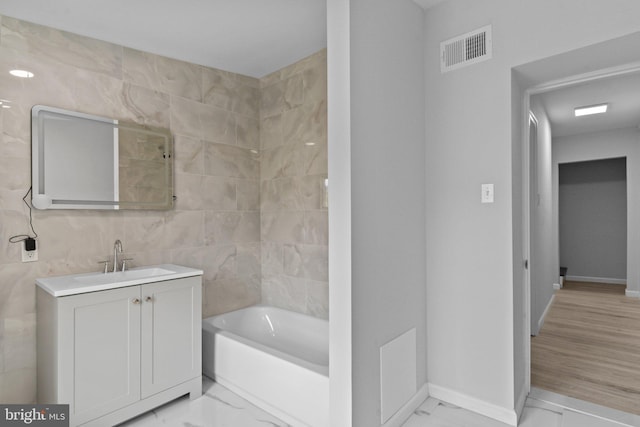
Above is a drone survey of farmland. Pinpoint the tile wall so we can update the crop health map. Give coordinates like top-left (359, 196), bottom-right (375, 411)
top-left (259, 52), bottom-right (328, 318)
top-left (0, 14), bottom-right (326, 403)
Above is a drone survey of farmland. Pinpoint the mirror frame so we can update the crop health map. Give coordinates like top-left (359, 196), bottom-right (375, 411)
top-left (31, 105), bottom-right (174, 210)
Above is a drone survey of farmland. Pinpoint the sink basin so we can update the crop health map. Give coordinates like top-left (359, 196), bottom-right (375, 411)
top-left (36, 264), bottom-right (203, 297)
top-left (74, 267), bottom-right (177, 285)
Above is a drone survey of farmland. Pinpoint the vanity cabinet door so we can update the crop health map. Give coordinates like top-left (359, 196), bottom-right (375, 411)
top-left (58, 286), bottom-right (141, 425)
top-left (140, 277), bottom-right (201, 398)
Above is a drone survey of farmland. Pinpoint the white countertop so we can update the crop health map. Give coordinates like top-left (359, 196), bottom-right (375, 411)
top-left (36, 263), bottom-right (203, 297)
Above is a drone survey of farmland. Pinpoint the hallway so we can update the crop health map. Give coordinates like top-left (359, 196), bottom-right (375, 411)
top-left (531, 281), bottom-right (640, 415)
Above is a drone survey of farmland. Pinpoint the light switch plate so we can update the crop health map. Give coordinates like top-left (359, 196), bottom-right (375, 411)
top-left (481, 183), bottom-right (494, 203)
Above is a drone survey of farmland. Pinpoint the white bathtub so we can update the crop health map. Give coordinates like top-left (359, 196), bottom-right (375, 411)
top-left (202, 305), bottom-right (329, 427)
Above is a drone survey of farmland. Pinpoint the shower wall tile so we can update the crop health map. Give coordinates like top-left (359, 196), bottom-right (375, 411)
top-left (259, 50), bottom-right (327, 319)
top-left (236, 179), bottom-right (260, 211)
top-left (201, 176), bottom-right (237, 211)
top-left (283, 244), bottom-right (328, 282)
top-left (0, 15), bottom-right (264, 401)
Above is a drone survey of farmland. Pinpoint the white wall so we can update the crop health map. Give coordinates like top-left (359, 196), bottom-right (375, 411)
top-left (558, 158), bottom-right (627, 282)
top-left (328, 0), bottom-right (427, 425)
top-left (529, 98), bottom-right (555, 336)
top-left (423, 1), bottom-right (640, 424)
top-left (553, 128), bottom-right (640, 294)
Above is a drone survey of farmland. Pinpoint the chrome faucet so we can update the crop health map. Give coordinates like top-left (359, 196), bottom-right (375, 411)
top-left (113, 239), bottom-right (123, 272)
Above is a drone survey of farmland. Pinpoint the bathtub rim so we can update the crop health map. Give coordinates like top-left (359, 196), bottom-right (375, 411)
top-left (202, 305), bottom-right (329, 377)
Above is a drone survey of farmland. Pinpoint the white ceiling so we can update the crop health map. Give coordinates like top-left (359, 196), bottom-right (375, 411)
top-left (534, 72), bottom-right (640, 138)
top-left (0, 0), bottom-right (327, 78)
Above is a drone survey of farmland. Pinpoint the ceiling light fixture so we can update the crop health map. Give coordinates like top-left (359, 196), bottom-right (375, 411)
top-left (9, 69), bottom-right (34, 78)
top-left (574, 103), bottom-right (608, 117)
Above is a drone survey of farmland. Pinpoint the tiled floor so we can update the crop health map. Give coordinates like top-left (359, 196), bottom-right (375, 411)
top-left (120, 378), bottom-right (638, 427)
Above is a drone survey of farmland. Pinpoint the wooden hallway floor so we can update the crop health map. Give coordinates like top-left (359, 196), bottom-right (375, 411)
top-left (531, 281), bottom-right (640, 415)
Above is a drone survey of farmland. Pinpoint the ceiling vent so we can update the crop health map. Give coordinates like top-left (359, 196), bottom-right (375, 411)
top-left (440, 25), bottom-right (492, 73)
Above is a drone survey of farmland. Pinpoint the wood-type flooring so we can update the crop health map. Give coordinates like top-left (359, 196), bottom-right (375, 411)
top-left (531, 280), bottom-right (640, 415)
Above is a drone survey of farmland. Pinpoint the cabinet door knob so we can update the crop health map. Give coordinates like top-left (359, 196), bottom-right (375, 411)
top-left (145, 296), bottom-right (153, 303)
top-left (132, 298), bottom-right (141, 305)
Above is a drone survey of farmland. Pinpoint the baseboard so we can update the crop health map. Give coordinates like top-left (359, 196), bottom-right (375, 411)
top-left (565, 275), bottom-right (626, 285)
top-left (537, 294), bottom-right (555, 333)
top-left (625, 289), bottom-right (640, 298)
top-left (553, 283), bottom-right (561, 290)
top-left (514, 384), bottom-right (528, 422)
top-left (427, 383), bottom-right (518, 426)
top-left (382, 383), bottom-right (429, 427)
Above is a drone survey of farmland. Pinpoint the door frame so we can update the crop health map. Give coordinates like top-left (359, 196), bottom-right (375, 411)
top-left (521, 61), bottom-right (640, 397)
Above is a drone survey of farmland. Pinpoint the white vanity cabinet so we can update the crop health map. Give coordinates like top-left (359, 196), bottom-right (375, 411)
top-left (37, 266), bottom-right (202, 427)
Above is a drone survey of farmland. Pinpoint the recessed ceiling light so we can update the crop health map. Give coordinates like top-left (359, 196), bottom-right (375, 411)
top-left (305, 141), bottom-right (316, 146)
top-left (574, 103), bottom-right (608, 117)
top-left (9, 69), bottom-right (34, 78)
top-left (1, 105), bottom-right (11, 109)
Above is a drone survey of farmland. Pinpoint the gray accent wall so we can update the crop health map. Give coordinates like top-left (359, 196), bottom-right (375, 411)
top-left (559, 158), bottom-right (627, 281)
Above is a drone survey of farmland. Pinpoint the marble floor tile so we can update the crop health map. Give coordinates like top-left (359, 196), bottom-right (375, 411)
top-left (402, 395), bottom-right (635, 427)
top-left (119, 377), bottom-right (288, 427)
top-left (119, 378), bottom-right (635, 427)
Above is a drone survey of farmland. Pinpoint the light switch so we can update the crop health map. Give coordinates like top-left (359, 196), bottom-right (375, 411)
top-left (481, 183), bottom-right (494, 203)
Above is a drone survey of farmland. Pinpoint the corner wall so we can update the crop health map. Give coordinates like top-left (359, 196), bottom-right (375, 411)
top-left (424, 1), bottom-right (640, 424)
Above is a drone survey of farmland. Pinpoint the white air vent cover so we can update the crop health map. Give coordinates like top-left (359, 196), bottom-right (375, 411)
top-left (440, 25), bottom-right (492, 73)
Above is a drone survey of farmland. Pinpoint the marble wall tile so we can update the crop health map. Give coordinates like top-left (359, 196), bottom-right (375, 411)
top-left (260, 178), bottom-right (302, 211)
top-left (303, 211), bottom-right (328, 245)
top-left (237, 243), bottom-right (261, 278)
top-left (258, 51), bottom-right (327, 318)
top-left (122, 211), bottom-right (166, 253)
top-left (164, 210), bottom-right (205, 249)
top-left (260, 114), bottom-right (283, 150)
top-left (236, 115), bottom-right (259, 150)
top-left (260, 81), bottom-right (284, 118)
top-left (282, 100), bottom-right (327, 146)
top-left (202, 67), bottom-right (237, 111)
top-left (170, 246), bottom-right (205, 270)
top-left (261, 275), bottom-right (307, 314)
top-left (204, 143), bottom-right (259, 179)
top-left (236, 179), bottom-right (260, 211)
top-left (205, 212), bottom-right (260, 245)
top-left (306, 280), bottom-right (329, 320)
top-left (123, 48), bottom-right (202, 102)
top-left (283, 244), bottom-right (328, 282)
top-left (261, 242), bottom-right (284, 276)
top-left (261, 211), bottom-right (305, 243)
top-left (201, 176), bottom-right (237, 211)
top-left (174, 173), bottom-right (204, 210)
top-left (202, 244), bottom-right (237, 282)
top-left (201, 105), bottom-right (236, 145)
top-left (1, 17), bottom-right (122, 80)
top-left (174, 135), bottom-right (204, 175)
top-left (0, 368), bottom-right (35, 404)
top-left (203, 276), bottom-right (260, 318)
top-left (170, 96), bottom-right (203, 139)
top-left (3, 313), bottom-right (36, 372)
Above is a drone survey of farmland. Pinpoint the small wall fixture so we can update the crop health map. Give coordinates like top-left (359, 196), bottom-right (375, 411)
top-left (574, 103), bottom-right (608, 117)
top-left (9, 69), bottom-right (34, 78)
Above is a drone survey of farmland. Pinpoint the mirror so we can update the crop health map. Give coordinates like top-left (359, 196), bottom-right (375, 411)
top-left (31, 105), bottom-right (173, 210)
